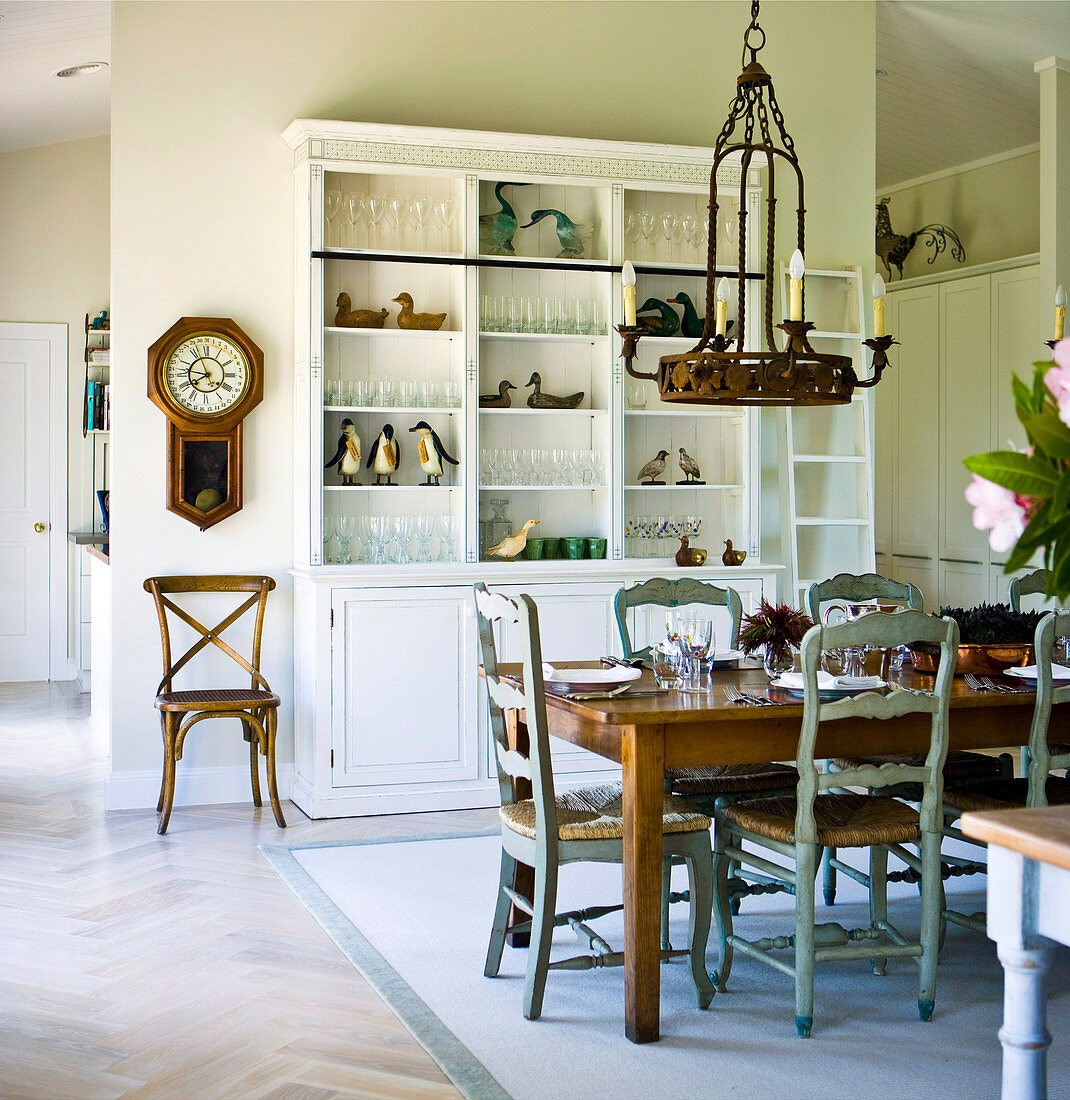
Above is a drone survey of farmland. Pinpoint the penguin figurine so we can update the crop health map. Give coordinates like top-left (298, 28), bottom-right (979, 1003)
top-left (324, 417), bottom-right (362, 485)
top-left (366, 423), bottom-right (401, 485)
top-left (408, 420), bottom-right (459, 486)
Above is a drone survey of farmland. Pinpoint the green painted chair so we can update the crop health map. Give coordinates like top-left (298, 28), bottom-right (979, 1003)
top-left (712, 609), bottom-right (959, 1037)
top-left (808, 572), bottom-right (1010, 905)
top-left (475, 582), bottom-right (715, 1021)
top-left (1008, 568), bottom-right (1052, 612)
top-left (614, 577), bottom-right (798, 928)
top-left (941, 610), bottom-right (1070, 933)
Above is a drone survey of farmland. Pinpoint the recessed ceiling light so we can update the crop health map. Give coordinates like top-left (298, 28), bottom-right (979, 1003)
top-left (875, 68), bottom-right (888, 77)
top-left (54, 62), bottom-right (109, 78)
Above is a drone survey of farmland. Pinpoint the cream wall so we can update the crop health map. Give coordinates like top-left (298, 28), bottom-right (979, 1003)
top-left (879, 149), bottom-right (1039, 281)
top-left (109, 1), bottom-right (875, 808)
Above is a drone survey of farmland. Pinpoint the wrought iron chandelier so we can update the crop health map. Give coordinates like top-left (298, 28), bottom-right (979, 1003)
top-left (619, 0), bottom-right (891, 407)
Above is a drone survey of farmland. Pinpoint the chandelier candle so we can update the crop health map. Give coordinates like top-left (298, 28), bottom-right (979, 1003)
top-left (872, 273), bottom-right (886, 338)
top-left (1056, 284), bottom-right (1066, 342)
top-left (716, 277), bottom-right (730, 337)
top-left (788, 250), bottom-right (804, 321)
top-left (622, 260), bottom-right (637, 327)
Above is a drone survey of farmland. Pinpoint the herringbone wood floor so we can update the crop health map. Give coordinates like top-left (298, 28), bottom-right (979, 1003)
top-left (0, 681), bottom-right (499, 1099)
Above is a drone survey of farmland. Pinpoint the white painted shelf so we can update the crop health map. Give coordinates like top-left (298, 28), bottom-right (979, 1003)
top-left (323, 326), bottom-right (460, 340)
top-left (478, 407), bottom-right (608, 417)
top-left (625, 483), bottom-right (743, 491)
top-left (479, 331), bottom-right (609, 343)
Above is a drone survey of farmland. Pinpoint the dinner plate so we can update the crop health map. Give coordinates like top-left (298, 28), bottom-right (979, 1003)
top-left (707, 649), bottom-right (745, 668)
top-left (542, 664), bottom-right (643, 693)
top-left (770, 674), bottom-right (885, 700)
top-left (1006, 663), bottom-right (1070, 681)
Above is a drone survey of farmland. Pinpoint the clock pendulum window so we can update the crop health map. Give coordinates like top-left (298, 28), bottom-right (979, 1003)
top-left (146, 317), bottom-right (264, 530)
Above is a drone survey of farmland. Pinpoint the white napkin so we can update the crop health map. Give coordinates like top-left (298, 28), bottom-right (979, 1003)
top-left (1006, 663), bottom-right (1070, 681)
top-left (774, 671), bottom-right (884, 690)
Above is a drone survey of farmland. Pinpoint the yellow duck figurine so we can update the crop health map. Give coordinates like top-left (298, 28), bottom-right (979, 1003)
top-left (486, 519), bottom-right (539, 560)
top-left (392, 292), bottom-right (447, 331)
top-left (335, 293), bottom-right (388, 328)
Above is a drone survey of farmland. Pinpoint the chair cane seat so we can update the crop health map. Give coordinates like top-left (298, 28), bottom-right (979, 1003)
top-left (725, 791), bottom-right (920, 848)
top-left (155, 688), bottom-right (281, 712)
top-left (943, 776), bottom-right (1070, 814)
top-left (667, 762), bottom-right (799, 797)
top-left (501, 782), bottom-right (711, 842)
top-left (830, 750), bottom-right (1007, 783)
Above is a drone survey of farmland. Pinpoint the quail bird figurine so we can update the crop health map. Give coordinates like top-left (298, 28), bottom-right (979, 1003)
top-left (392, 292), bottom-right (447, 331)
top-left (525, 371), bottom-right (584, 409)
top-left (486, 518), bottom-right (540, 560)
top-left (335, 292), bottom-right (388, 328)
top-left (637, 449), bottom-right (669, 485)
top-left (677, 447), bottom-right (704, 485)
top-left (519, 208), bottom-right (593, 258)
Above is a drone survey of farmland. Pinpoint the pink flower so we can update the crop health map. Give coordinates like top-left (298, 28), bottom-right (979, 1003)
top-left (965, 474), bottom-right (1026, 554)
top-left (1046, 338), bottom-right (1070, 427)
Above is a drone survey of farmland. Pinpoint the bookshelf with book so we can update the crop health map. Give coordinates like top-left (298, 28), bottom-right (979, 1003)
top-left (83, 310), bottom-right (110, 435)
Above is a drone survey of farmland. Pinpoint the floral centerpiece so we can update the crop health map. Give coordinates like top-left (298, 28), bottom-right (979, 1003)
top-left (909, 603), bottom-right (1043, 675)
top-left (964, 338), bottom-right (1070, 600)
top-left (739, 599), bottom-right (814, 678)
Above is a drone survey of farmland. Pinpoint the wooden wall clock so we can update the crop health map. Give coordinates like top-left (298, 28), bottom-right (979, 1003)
top-left (147, 317), bottom-right (264, 530)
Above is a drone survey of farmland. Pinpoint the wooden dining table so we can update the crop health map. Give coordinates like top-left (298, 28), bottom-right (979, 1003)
top-left (496, 660), bottom-right (1039, 1044)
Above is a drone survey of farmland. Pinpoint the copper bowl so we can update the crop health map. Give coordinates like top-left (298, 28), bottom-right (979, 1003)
top-left (909, 642), bottom-right (1034, 676)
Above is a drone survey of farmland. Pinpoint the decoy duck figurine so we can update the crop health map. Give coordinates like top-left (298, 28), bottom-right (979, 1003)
top-left (478, 181), bottom-right (527, 255)
top-left (486, 519), bottom-right (540, 560)
top-left (668, 290), bottom-right (735, 341)
top-left (636, 297), bottom-right (680, 337)
top-left (525, 371), bottom-right (584, 409)
top-left (519, 208), bottom-right (593, 258)
top-left (392, 292), bottom-right (446, 331)
top-left (479, 379), bottom-right (517, 408)
top-left (722, 539), bottom-right (748, 566)
top-left (335, 293), bottom-right (388, 328)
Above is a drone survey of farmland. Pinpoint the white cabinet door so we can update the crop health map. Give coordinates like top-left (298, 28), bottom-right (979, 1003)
top-left (938, 559), bottom-right (989, 610)
top-left (940, 275), bottom-right (992, 564)
top-left (890, 285), bottom-right (940, 559)
top-left (331, 587), bottom-right (479, 788)
top-left (494, 581), bottom-right (621, 777)
top-left (891, 555), bottom-right (937, 612)
top-left (992, 266), bottom-right (1041, 455)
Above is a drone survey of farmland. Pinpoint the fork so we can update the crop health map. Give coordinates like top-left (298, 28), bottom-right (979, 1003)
top-left (963, 673), bottom-right (991, 692)
top-left (723, 685), bottom-right (773, 706)
top-left (980, 675), bottom-right (1031, 694)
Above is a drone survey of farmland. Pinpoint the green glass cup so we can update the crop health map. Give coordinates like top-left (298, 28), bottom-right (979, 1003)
top-left (563, 537), bottom-right (586, 560)
top-left (586, 537), bottom-right (607, 559)
top-left (523, 538), bottom-right (544, 560)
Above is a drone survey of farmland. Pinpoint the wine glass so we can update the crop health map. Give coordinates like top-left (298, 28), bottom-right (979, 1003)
top-left (433, 197), bottom-right (455, 251)
top-left (366, 193), bottom-right (386, 249)
top-left (679, 213), bottom-right (698, 262)
top-left (438, 515), bottom-right (457, 562)
top-left (337, 515), bottom-right (355, 565)
top-left (638, 211), bottom-right (658, 259)
top-left (414, 515), bottom-right (437, 562)
top-left (322, 515), bottom-right (338, 563)
top-left (660, 213), bottom-right (677, 263)
top-left (325, 190), bottom-right (342, 247)
top-left (409, 197), bottom-right (431, 250)
top-left (366, 515), bottom-right (387, 565)
top-left (386, 196), bottom-right (407, 249)
top-left (342, 192), bottom-right (362, 248)
top-left (392, 515), bottom-right (414, 564)
top-left (672, 615), bottom-right (713, 693)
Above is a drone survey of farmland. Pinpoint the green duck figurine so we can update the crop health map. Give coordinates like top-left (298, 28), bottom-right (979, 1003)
top-left (479, 182), bottom-right (526, 255)
top-left (636, 297), bottom-right (680, 337)
top-left (667, 291), bottom-right (734, 339)
top-left (520, 208), bottom-right (593, 258)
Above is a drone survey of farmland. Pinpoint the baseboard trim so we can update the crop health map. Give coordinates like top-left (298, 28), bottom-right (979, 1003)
top-left (106, 762), bottom-right (295, 811)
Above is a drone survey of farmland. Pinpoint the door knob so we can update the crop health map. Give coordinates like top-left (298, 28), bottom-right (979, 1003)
top-left (34, 522), bottom-right (46, 533)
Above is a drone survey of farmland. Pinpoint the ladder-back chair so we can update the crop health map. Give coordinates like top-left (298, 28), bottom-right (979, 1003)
top-left (144, 575), bottom-right (286, 835)
top-left (1009, 568), bottom-right (1052, 612)
top-left (475, 582), bottom-right (714, 1020)
top-left (712, 610), bottom-right (959, 1037)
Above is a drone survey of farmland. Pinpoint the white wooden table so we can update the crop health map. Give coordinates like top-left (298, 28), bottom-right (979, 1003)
top-left (962, 805), bottom-right (1070, 1100)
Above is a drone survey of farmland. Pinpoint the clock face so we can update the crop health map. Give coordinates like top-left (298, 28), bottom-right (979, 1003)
top-left (164, 332), bottom-right (250, 416)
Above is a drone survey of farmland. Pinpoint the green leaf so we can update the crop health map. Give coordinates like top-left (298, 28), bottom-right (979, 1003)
top-left (1012, 372), bottom-right (1034, 415)
top-left (1034, 362), bottom-right (1052, 411)
top-left (1054, 467), bottom-right (1070, 517)
top-left (1023, 409), bottom-right (1070, 460)
top-left (963, 451), bottom-right (1060, 497)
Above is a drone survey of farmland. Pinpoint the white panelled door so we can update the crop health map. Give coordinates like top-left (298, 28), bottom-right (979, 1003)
top-left (0, 325), bottom-right (63, 681)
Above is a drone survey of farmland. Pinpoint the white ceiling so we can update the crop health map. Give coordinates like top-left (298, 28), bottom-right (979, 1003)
top-left (0, 0), bottom-right (109, 154)
top-left (0, 0), bottom-right (1067, 190)
top-left (877, 1), bottom-right (1070, 188)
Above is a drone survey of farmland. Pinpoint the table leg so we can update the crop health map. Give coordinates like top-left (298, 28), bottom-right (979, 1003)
top-left (506, 710), bottom-right (534, 949)
top-left (997, 942), bottom-right (1052, 1100)
top-left (621, 723), bottom-right (665, 1044)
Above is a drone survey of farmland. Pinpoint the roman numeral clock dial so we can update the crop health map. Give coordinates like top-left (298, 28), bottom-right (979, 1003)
top-left (147, 317), bottom-right (264, 530)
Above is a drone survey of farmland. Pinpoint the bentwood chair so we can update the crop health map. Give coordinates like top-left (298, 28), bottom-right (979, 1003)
top-left (712, 610), bottom-right (959, 1037)
top-left (941, 610), bottom-right (1070, 933)
top-left (475, 582), bottom-right (714, 1021)
top-left (1009, 568), bottom-right (1052, 612)
top-left (809, 572), bottom-right (1010, 905)
top-left (144, 575), bottom-right (286, 835)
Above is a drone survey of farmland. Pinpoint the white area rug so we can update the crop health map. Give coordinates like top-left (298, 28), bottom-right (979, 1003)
top-left (262, 831), bottom-right (1070, 1100)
